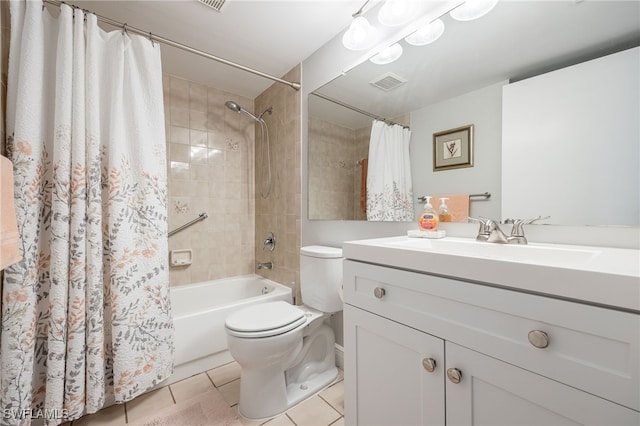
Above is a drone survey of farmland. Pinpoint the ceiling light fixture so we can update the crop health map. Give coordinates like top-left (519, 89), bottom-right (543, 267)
top-left (342, 0), bottom-right (380, 51)
top-left (342, 15), bottom-right (378, 50)
top-left (378, 0), bottom-right (417, 27)
top-left (450, 0), bottom-right (499, 21)
top-left (405, 18), bottom-right (445, 46)
top-left (370, 43), bottom-right (403, 65)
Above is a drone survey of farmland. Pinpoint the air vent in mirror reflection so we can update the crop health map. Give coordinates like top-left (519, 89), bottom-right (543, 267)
top-left (369, 72), bottom-right (408, 91)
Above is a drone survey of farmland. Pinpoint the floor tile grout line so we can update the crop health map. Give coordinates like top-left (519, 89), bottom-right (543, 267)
top-left (124, 399), bottom-right (129, 424)
top-left (318, 393), bottom-right (343, 417)
top-left (167, 383), bottom-right (177, 404)
top-left (204, 369), bottom-right (218, 389)
top-left (285, 412), bottom-right (298, 426)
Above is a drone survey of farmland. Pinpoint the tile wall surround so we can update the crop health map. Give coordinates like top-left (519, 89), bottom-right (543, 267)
top-left (164, 74), bottom-right (257, 286)
top-left (254, 66), bottom-right (302, 301)
top-left (308, 118), bottom-right (369, 221)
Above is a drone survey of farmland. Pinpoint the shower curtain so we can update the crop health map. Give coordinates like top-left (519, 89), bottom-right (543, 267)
top-left (1, 1), bottom-right (173, 424)
top-left (366, 120), bottom-right (414, 221)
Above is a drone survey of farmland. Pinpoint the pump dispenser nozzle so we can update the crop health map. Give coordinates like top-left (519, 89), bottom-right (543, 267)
top-left (424, 196), bottom-right (433, 209)
top-left (438, 197), bottom-right (451, 222)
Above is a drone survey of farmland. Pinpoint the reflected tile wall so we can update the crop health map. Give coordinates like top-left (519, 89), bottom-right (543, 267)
top-left (254, 66), bottom-right (301, 299)
top-left (308, 117), bottom-right (359, 220)
top-left (164, 74), bottom-right (255, 286)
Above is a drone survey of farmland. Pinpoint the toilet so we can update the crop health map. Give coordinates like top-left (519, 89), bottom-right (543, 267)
top-left (225, 245), bottom-right (343, 420)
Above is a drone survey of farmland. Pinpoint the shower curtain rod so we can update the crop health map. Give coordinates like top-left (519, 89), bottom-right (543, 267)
top-left (311, 92), bottom-right (409, 129)
top-left (42, 0), bottom-right (302, 91)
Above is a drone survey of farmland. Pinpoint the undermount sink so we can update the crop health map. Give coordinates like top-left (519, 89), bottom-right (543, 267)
top-left (386, 237), bottom-right (601, 267)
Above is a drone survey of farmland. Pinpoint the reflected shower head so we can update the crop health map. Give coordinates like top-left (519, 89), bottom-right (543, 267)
top-left (225, 100), bottom-right (260, 122)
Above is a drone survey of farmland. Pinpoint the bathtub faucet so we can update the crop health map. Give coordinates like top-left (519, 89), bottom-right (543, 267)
top-left (256, 261), bottom-right (273, 270)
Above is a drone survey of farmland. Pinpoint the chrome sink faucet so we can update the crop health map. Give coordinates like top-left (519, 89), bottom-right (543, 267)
top-left (485, 218), bottom-right (509, 244)
top-left (469, 216), bottom-right (549, 245)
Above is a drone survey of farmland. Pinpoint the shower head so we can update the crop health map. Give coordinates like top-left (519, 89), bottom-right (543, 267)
top-left (225, 100), bottom-right (241, 112)
top-left (225, 100), bottom-right (260, 122)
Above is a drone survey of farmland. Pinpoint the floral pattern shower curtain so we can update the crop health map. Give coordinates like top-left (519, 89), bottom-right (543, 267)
top-left (1, 2), bottom-right (173, 424)
top-left (366, 120), bottom-right (414, 221)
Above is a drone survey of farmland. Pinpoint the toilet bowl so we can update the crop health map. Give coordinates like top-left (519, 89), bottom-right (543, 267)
top-left (224, 246), bottom-right (343, 420)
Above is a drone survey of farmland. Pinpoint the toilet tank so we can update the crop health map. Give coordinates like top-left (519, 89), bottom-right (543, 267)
top-left (300, 246), bottom-right (343, 313)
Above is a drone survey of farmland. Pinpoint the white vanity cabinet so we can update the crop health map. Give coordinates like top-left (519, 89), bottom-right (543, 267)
top-left (343, 259), bottom-right (640, 426)
top-left (344, 304), bottom-right (444, 425)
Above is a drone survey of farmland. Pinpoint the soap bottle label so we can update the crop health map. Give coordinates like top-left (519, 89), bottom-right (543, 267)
top-left (419, 213), bottom-right (438, 231)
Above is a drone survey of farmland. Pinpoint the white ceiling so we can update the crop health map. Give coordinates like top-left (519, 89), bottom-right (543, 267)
top-left (63, 0), bottom-right (366, 98)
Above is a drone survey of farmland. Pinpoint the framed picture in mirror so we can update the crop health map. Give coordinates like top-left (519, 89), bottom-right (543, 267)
top-left (433, 124), bottom-right (474, 171)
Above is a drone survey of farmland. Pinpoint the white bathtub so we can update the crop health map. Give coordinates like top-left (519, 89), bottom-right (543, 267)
top-left (164, 274), bottom-right (292, 386)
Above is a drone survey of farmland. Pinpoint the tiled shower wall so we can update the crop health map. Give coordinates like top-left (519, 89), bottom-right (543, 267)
top-left (308, 118), bottom-right (369, 221)
top-left (254, 66), bottom-right (301, 299)
top-left (163, 74), bottom-right (256, 286)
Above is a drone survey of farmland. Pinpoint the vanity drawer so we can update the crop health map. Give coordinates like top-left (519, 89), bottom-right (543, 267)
top-left (343, 260), bottom-right (640, 411)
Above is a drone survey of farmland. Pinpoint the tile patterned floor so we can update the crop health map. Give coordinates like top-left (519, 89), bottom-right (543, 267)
top-left (67, 362), bottom-right (344, 426)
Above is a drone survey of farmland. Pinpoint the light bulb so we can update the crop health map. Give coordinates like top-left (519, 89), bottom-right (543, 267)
top-left (450, 0), bottom-right (499, 21)
top-left (342, 16), bottom-right (377, 50)
top-left (378, 0), bottom-right (416, 27)
top-left (405, 18), bottom-right (445, 46)
top-left (370, 43), bottom-right (403, 65)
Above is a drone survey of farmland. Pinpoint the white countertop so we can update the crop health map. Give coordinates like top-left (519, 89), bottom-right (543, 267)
top-left (343, 236), bottom-right (640, 313)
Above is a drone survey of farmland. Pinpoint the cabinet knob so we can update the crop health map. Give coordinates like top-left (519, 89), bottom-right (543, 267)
top-left (447, 368), bottom-right (462, 384)
top-left (422, 358), bottom-right (437, 373)
top-left (528, 330), bottom-right (550, 349)
top-left (374, 287), bottom-right (386, 299)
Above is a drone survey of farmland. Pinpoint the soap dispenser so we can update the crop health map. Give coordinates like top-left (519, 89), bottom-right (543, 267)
top-left (438, 198), bottom-right (452, 222)
top-left (418, 196), bottom-right (439, 231)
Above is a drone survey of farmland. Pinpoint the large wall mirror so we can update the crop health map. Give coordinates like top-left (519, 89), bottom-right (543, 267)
top-left (308, 1), bottom-right (640, 225)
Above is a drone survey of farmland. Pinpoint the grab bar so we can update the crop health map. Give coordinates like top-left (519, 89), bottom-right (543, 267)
top-left (168, 212), bottom-right (208, 237)
top-left (469, 192), bottom-right (491, 200)
top-left (418, 192), bottom-right (491, 202)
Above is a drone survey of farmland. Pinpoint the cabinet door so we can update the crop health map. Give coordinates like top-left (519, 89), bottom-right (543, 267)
top-left (344, 304), bottom-right (445, 426)
top-left (445, 342), bottom-right (640, 426)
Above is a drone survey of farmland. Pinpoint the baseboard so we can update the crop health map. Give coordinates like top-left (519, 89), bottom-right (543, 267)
top-left (334, 343), bottom-right (344, 370)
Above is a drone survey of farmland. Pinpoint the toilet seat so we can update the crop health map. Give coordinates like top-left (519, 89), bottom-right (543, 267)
top-left (226, 301), bottom-right (307, 338)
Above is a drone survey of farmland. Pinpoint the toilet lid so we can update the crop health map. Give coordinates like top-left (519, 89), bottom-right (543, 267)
top-left (225, 301), bottom-right (306, 336)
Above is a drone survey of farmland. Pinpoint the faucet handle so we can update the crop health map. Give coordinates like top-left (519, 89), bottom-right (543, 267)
top-left (468, 216), bottom-right (488, 224)
top-left (263, 232), bottom-right (276, 251)
top-left (511, 216), bottom-right (550, 236)
top-left (468, 216), bottom-right (490, 241)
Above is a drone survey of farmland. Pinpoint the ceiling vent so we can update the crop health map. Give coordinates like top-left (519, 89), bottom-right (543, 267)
top-left (370, 72), bottom-right (407, 91)
top-left (198, 0), bottom-right (227, 12)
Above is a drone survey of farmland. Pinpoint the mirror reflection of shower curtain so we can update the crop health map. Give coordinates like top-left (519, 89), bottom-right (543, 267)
top-left (2, 1), bottom-right (173, 423)
top-left (366, 120), bottom-right (414, 221)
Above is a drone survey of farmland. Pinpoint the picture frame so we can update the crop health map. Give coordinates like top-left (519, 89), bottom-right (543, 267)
top-left (433, 124), bottom-right (474, 171)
